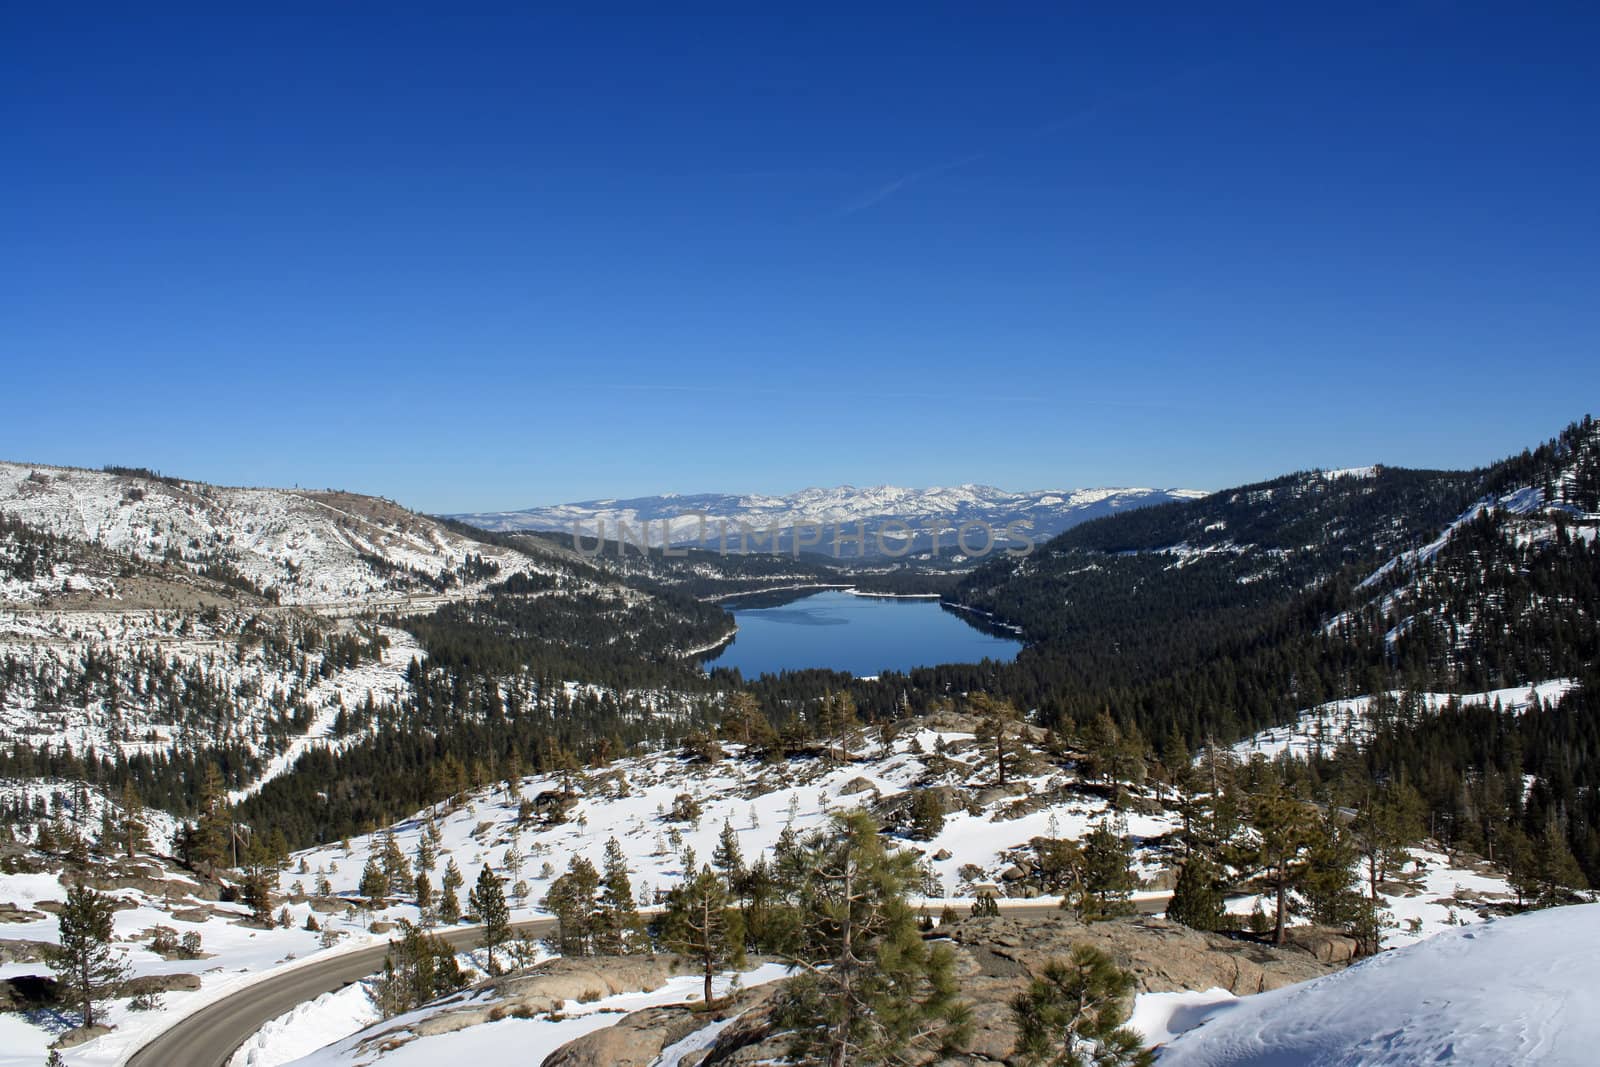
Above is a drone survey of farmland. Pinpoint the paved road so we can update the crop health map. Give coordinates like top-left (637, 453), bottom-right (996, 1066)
top-left (127, 895), bottom-right (1171, 1067)
top-left (127, 918), bottom-right (558, 1067)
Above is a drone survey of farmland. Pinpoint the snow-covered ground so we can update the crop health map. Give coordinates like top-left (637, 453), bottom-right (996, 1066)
top-left (0, 859), bottom-right (395, 1067)
top-left (1156, 903), bottom-right (1600, 1065)
top-left (280, 962), bottom-right (792, 1067)
top-left (0, 720), bottom-right (1529, 1067)
top-left (276, 728), bottom-right (1179, 925)
top-left (1231, 680), bottom-right (1580, 762)
top-left (0, 609), bottom-right (417, 780)
top-left (1217, 845), bottom-right (1518, 950)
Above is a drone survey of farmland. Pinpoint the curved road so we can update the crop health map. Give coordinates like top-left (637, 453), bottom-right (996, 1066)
top-left (128, 918), bottom-right (557, 1067)
top-left (129, 896), bottom-right (1171, 1067)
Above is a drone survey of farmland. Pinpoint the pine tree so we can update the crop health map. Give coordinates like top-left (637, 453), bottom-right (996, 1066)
top-left (1010, 946), bottom-right (1154, 1067)
top-left (1241, 786), bottom-right (1317, 944)
top-left (1166, 853), bottom-right (1226, 932)
top-left (1535, 822), bottom-right (1589, 905)
top-left (543, 855), bottom-right (600, 957)
top-left (970, 694), bottom-right (1021, 784)
top-left (772, 811), bottom-right (971, 1066)
top-left (663, 864), bottom-right (745, 1006)
top-left (415, 872), bottom-right (434, 915)
top-left (439, 858), bottom-right (464, 923)
top-left (374, 920), bottom-right (467, 1017)
top-left (415, 834), bottom-right (436, 874)
top-left (240, 835), bottom-right (278, 925)
top-left (1077, 820), bottom-right (1137, 921)
top-left (1349, 785), bottom-right (1419, 950)
top-left (119, 779), bottom-right (147, 859)
top-left (908, 790), bottom-right (946, 841)
top-left (468, 865), bottom-right (511, 973)
top-left (380, 833), bottom-right (411, 896)
top-left (712, 818), bottom-right (746, 892)
top-left (597, 837), bottom-right (645, 954)
top-left (816, 691), bottom-right (859, 765)
top-left (1301, 810), bottom-right (1364, 934)
top-left (359, 853), bottom-right (387, 904)
top-left (46, 883), bottom-right (131, 1029)
top-left (194, 763), bottom-right (232, 871)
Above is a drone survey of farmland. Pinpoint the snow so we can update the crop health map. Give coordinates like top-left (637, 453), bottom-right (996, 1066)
top-left (1231, 680), bottom-right (1580, 762)
top-left (1130, 988), bottom-right (1238, 1047)
top-left (453, 485), bottom-right (1204, 547)
top-left (1156, 904), bottom-right (1600, 1066)
top-left (0, 853), bottom-right (400, 1067)
top-left (228, 983), bottom-right (379, 1067)
top-left (1357, 484), bottom-right (1550, 592)
top-left (0, 609), bottom-right (417, 785)
top-left (286, 963), bottom-right (793, 1067)
top-left (274, 729), bottom-right (1179, 938)
top-left (0, 461), bottom-right (547, 607)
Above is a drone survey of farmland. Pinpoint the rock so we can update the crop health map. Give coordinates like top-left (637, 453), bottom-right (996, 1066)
top-left (1282, 926), bottom-right (1360, 963)
top-left (0, 902), bottom-right (47, 924)
top-left (971, 782), bottom-right (1030, 807)
top-left (350, 955), bottom-right (689, 1054)
top-left (124, 972), bottom-right (202, 995)
top-left (932, 848), bottom-right (952, 861)
top-left (169, 906), bottom-right (216, 923)
top-left (999, 865), bottom-right (1028, 882)
top-left (0, 938), bottom-right (53, 964)
top-left (1143, 867), bottom-right (1180, 892)
top-left (543, 999), bottom-right (761, 1067)
top-left (668, 913), bottom-right (1344, 1066)
top-left (53, 1023), bottom-right (114, 1049)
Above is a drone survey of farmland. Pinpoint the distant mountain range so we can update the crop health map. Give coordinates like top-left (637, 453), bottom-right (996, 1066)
top-left (449, 484), bottom-right (1209, 560)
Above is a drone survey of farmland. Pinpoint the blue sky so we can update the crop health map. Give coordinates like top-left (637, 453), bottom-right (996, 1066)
top-left (3, 7), bottom-right (1597, 512)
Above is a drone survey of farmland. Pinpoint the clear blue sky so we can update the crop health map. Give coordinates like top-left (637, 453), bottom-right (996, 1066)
top-left (3, 7), bottom-right (1597, 513)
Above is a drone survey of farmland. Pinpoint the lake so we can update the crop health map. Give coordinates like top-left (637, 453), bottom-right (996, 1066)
top-left (701, 589), bottom-right (1023, 678)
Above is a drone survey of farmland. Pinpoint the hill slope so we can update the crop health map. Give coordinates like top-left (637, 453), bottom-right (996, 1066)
top-left (1158, 904), bottom-right (1600, 1066)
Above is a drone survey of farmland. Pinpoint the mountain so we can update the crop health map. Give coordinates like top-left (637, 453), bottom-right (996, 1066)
top-left (450, 484), bottom-right (1206, 560)
top-left (0, 461), bottom-right (739, 811)
top-left (0, 461), bottom-right (547, 608)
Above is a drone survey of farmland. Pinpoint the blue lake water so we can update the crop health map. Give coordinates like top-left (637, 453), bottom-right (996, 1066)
top-left (701, 589), bottom-right (1023, 678)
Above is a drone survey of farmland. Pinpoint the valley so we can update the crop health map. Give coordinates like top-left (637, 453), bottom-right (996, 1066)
top-left (1, 417), bottom-right (1597, 1067)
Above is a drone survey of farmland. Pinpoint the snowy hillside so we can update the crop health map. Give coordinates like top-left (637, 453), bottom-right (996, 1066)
top-left (1231, 680), bottom-right (1581, 762)
top-left (0, 462), bottom-right (543, 607)
top-left (452, 483), bottom-right (1205, 556)
top-left (1157, 904), bottom-right (1600, 1066)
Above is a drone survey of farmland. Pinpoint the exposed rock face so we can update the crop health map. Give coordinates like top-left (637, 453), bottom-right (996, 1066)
top-left (346, 955), bottom-right (691, 1056)
top-left (542, 914), bottom-right (1345, 1066)
top-left (543, 987), bottom-right (783, 1067)
top-left (123, 972), bottom-right (202, 995)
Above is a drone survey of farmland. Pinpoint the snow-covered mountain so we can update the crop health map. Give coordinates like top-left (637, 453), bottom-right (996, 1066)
top-left (452, 484), bottom-right (1206, 559)
top-left (0, 461), bottom-right (546, 608)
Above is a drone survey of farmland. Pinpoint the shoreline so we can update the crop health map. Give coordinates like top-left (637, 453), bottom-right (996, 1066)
top-left (941, 600), bottom-right (1026, 635)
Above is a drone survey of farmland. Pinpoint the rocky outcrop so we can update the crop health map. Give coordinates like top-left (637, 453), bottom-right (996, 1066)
top-left (348, 955), bottom-right (691, 1056)
top-left (123, 972), bottom-right (202, 996)
top-left (0, 902), bottom-right (47, 924)
top-left (543, 988), bottom-right (780, 1067)
top-left (542, 914), bottom-right (1346, 1066)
